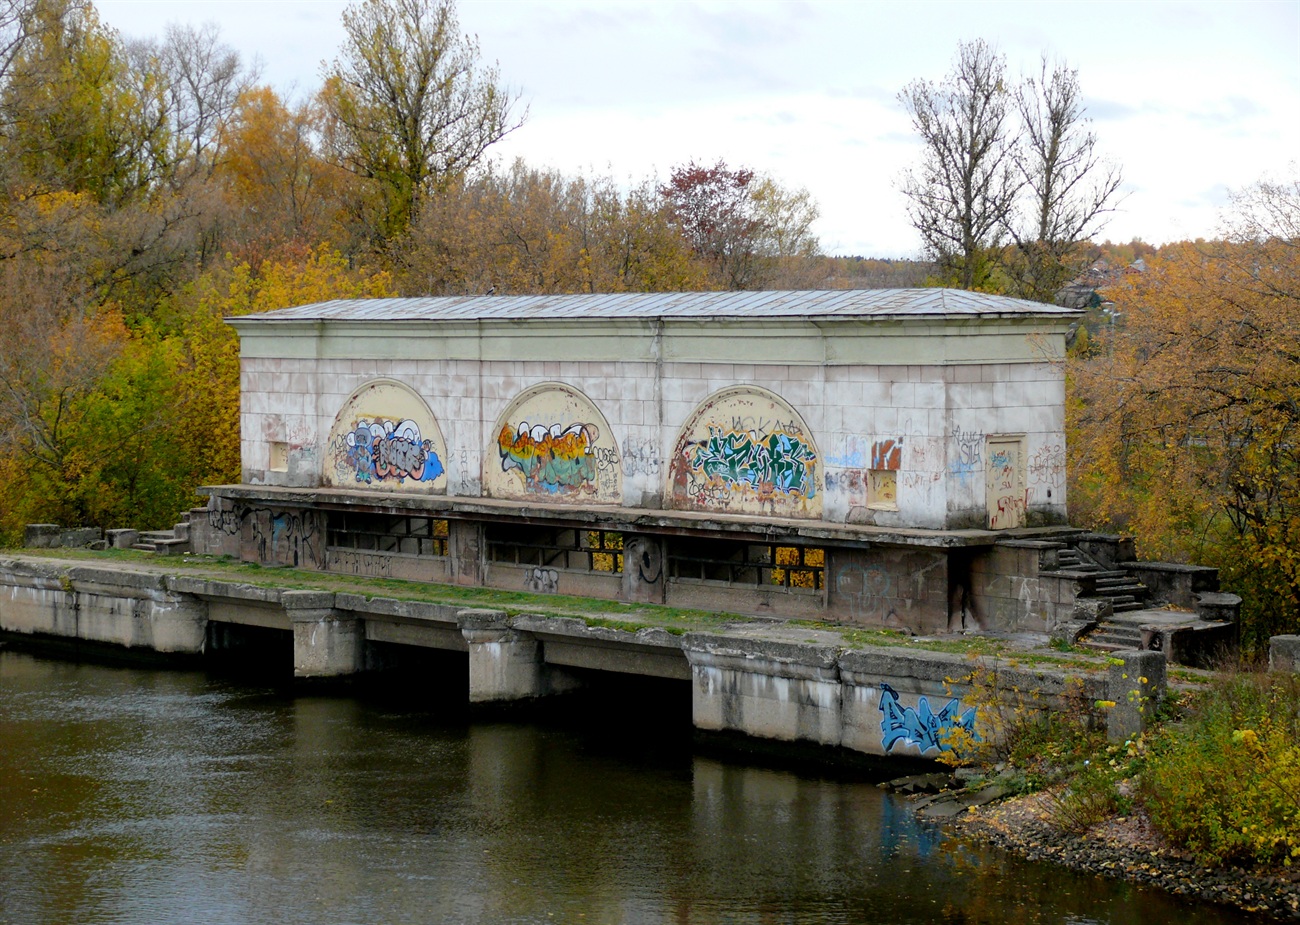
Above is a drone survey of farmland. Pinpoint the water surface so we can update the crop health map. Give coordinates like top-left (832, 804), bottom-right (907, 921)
top-left (0, 648), bottom-right (1240, 924)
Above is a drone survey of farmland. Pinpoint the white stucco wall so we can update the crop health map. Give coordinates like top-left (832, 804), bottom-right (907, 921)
top-left (234, 324), bottom-right (1069, 530)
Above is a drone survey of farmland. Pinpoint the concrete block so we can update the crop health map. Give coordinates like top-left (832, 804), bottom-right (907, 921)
top-left (1270, 635), bottom-right (1300, 674)
top-left (106, 529), bottom-right (140, 549)
top-left (24, 524), bottom-right (63, 548)
top-left (1106, 650), bottom-right (1166, 743)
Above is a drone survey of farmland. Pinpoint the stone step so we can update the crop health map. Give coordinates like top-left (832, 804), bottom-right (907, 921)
top-left (1093, 591), bottom-right (1137, 604)
top-left (1088, 629), bottom-right (1143, 645)
top-left (1112, 600), bottom-right (1148, 613)
top-left (1095, 575), bottom-right (1142, 588)
top-left (131, 543), bottom-right (157, 552)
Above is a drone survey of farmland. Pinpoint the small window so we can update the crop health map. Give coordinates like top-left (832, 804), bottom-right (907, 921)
top-left (867, 470), bottom-right (898, 510)
top-left (667, 538), bottom-right (824, 593)
top-left (269, 441), bottom-right (289, 472)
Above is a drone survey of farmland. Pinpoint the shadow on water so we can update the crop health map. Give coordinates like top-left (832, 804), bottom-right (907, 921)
top-left (0, 645), bottom-right (1249, 925)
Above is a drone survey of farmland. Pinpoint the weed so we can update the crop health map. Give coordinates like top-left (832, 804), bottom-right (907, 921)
top-left (1141, 669), bottom-right (1300, 867)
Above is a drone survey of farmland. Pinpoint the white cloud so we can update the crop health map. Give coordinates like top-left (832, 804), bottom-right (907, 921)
top-left (97, 0), bottom-right (1300, 257)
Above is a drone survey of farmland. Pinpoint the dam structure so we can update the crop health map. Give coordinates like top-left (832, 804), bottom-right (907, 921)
top-left (9, 288), bottom-right (1226, 759)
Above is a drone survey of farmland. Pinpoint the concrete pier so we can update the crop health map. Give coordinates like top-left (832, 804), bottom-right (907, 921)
top-left (1, 554), bottom-right (1158, 761)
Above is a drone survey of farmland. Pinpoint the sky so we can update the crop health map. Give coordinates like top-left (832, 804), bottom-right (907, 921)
top-left (96, 0), bottom-right (1300, 258)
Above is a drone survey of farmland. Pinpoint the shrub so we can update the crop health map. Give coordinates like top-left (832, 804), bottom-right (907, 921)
top-left (1045, 761), bottom-right (1121, 833)
top-left (1141, 671), bottom-right (1300, 867)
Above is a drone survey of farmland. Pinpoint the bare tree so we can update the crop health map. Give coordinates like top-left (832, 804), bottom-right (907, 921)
top-left (897, 39), bottom-right (1021, 291)
top-left (154, 22), bottom-right (253, 180)
top-left (321, 0), bottom-right (524, 240)
top-left (1007, 58), bottom-right (1123, 302)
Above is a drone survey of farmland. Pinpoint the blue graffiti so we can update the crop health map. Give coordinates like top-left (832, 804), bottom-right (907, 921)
top-left (878, 682), bottom-right (978, 754)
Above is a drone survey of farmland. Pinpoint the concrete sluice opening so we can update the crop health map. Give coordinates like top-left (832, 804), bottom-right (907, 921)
top-left (360, 641), bottom-right (469, 703)
top-left (524, 669), bottom-right (695, 766)
top-left (204, 622), bottom-right (293, 678)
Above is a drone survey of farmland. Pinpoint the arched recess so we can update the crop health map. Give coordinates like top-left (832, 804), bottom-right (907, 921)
top-left (668, 385), bottom-right (822, 519)
top-left (324, 379), bottom-right (447, 492)
top-left (485, 382), bottom-right (622, 504)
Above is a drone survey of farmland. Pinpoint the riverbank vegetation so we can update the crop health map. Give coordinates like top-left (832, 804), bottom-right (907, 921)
top-left (945, 662), bottom-right (1300, 893)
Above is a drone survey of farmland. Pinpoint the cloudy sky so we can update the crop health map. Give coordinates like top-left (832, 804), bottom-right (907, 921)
top-left (97, 0), bottom-right (1299, 257)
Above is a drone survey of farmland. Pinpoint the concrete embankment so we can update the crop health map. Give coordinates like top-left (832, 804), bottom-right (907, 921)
top-left (0, 553), bottom-right (1161, 761)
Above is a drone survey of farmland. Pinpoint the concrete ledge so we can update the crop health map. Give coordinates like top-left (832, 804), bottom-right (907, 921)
top-left (513, 615), bottom-right (690, 680)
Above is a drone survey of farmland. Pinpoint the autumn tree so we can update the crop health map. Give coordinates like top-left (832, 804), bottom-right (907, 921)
top-left (321, 0), bottom-right (523, 240)
top-left (1005, 58), bottom-right (1123, 303)
top-left (1069, 174), bottom-right (1300, 650)
top-left (659, 159), bottom-right (820, 290)
top-left (0, 0), bottom-right (167, 206)
top-left (395, 160), bottom-right (708, 295)
top-left (897, 40), bottom-right (1020, 291)
top-left (218, 86), bottom-right (351, 254)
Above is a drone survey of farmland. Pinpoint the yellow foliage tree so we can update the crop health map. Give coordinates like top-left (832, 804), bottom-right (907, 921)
top-left (1069, 176), bottom-right (1300, 648)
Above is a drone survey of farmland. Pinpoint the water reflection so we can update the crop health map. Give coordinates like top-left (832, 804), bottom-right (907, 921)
top-left (0, 648), bottom-right (1237, 925)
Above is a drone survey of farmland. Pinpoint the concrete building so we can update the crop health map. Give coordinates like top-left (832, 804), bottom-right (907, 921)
top-left (195, 289), bottom-right (1085, 634)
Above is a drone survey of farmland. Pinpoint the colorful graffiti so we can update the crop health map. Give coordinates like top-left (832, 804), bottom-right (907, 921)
top-left (878, 682), bottom-right (978, 755)
top-left (871, 438), bottom-right (902, 471)
top-left (343, 418), bottom-right (445, 485)
top-left (324, 380), bottom-right (448, 494)
top-left (498, 422), bottom-right (600, 494)
top-left (683, 426), bottom-right (816, 498)
top-left (670, 388), bottom-right (822, 518)
top-left (485, 383), bottom-right (622, 504)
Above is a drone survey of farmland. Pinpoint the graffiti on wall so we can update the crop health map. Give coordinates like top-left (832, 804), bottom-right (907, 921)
top-left (341, 418), bottom-right (445, 485)
top-left (670, 387), bottom-right (821, 518)
top-left (498, 422), bottom-right (602, 494)
top-left (878, 682), bottom-right (978, 755)
top-left (324, 380), bottom-right (448, 493)
top-left (524, 567), bottom-right (559, 594)
top-left (1028, 442), bottom-right (1065, 489)
top-left (485, 383), bottom-right (622, 504)
top-left (986, 437), bottom-right (1027, 530)
top-left (871, 438), bottom-right (902, 471)
top-left (951, 426), bottom-right (984, 482)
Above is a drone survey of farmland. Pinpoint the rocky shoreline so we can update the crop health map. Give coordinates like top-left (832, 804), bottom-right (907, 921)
top-left (886, 774), bottom-right (1300, 921)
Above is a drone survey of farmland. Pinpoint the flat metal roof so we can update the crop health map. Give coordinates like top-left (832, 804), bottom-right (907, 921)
top-left (230, 289), bottom-right (1080, 324)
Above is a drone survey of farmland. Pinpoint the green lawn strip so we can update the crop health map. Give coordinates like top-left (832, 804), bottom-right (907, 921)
top-left (13, 548), bottom-right (741, 634)
top-left (10, 549), bottom-right (1128, 666)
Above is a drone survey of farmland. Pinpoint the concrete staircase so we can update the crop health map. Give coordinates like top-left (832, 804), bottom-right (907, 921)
top-left (1055, 545), bottom-right (1151, 614)
top-left (128, 513), bottom-right (193, 556)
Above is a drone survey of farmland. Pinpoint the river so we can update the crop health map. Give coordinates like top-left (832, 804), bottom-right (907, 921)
top-left (0, 646), bottom-right (1242, 924)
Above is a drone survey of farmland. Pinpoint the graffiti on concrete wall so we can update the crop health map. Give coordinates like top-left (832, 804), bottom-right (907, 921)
top-left (986, 437), bottom-right (1027, 530)
top-left (951, 426), bottom-right (984, 482)
top-left (485, 382), bottom-right (621, 504)
top-left (248, 507), bottom-right (322, 568)
top-left (524, 567), bottom-right (559, 594)
top-left (498, 422), bottom-right (602, 493)
top-left (342, 419), bottom-right (445, 485)
top-left (1028, 442), bottom-right (1065, 489)
top-left (871, 438), bottom-right (902, 471)
top-left (670, 387), bottom-right (821, 519)
top-left (835, 562), bottom-right (894, 622)
top-left (324, 380), bottom-right (448, 494)
top-left (878, 682), bottom-right (978, 755)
